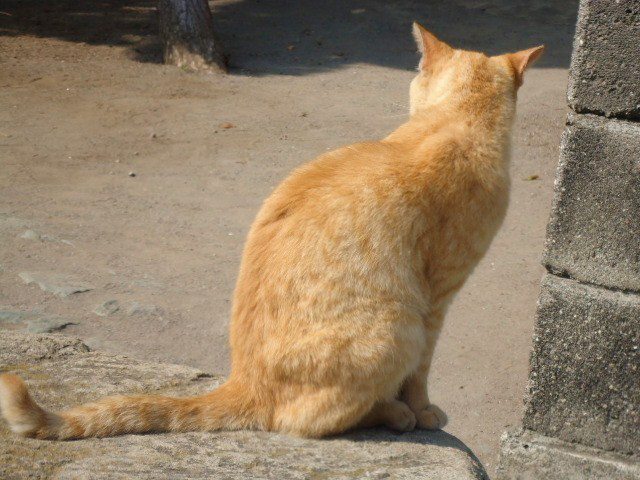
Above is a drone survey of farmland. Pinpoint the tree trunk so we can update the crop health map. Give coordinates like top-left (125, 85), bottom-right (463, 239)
top-left (158, 0), bottom-right (227, 73)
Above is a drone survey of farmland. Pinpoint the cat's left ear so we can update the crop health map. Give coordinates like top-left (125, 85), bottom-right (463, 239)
top-left (507, 46), bottom-right (545, 87)
top-left (412, 22), bottom-right (453, 70)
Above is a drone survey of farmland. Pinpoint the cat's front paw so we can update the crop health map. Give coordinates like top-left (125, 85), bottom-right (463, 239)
top-left (416, 404), bottom-right (448, 430)
top-left (385, 401), bottom-right (417, 432)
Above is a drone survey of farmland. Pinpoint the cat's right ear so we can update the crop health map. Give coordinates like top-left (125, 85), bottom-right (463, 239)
top-left (507, 46), bottom-right (545, 87)
top-left (412, 22), bottom-right (452, 70)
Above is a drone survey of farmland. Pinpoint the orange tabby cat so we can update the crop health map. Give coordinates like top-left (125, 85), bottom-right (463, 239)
top-left (0, 24), bottom-right (543, 440)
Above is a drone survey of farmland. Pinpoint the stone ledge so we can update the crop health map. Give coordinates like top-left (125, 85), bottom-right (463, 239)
top-left (0, 332), bottom-right (488, 479)
top-left (543, 113), bottom-right (640, 293)
top-left (496, 429), bottom-right (640, 480)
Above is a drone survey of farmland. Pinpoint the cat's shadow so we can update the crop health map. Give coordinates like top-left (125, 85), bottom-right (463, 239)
top-left (338, 427), bottom-right (488, 474)
top-left (343, 426), bottom-right (478, 450)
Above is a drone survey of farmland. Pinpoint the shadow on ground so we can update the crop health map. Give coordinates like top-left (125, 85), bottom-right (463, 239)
top-left (0, 0), bottom-right (578, 74)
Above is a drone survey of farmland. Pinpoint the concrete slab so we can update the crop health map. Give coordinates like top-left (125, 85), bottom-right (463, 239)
top-left (497, 428), bottom-right (640, 480)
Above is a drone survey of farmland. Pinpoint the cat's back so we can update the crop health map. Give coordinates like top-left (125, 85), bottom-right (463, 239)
top-left (247, 122), bottom-right (485, 265)
top-left (234, 137), bottom-right (428, 307)
top-left (252, 140), bottom-right (409, 232)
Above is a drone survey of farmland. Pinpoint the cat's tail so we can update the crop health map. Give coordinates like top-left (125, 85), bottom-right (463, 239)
top-left (0, 373), bottom-right (256, 440)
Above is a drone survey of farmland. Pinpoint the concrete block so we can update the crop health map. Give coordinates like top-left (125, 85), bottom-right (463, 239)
top-left (523, 274), bottom-right (640, 455)
top-left (497, 429), bottom-right (640, 480)
top-left (568, 0), bottom-right (640, 120)
top-left (544, 113), bottom-right (640, 292)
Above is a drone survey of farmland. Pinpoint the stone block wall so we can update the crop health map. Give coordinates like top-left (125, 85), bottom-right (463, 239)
top-left (544, 113), bottom-right (640, 292)
top-left (524, 274), bottom-right (640, 455)
top-left (498, 1), bottom-right (640, 478)
top-left (567, 1), bottom-right (640, 120)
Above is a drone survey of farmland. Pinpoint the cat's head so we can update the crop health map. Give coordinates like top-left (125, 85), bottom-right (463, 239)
top-left (409, 22), bottom-right (544, 117)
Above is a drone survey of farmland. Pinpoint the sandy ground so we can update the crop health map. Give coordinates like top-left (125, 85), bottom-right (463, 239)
top-left (0, 0), bottom-right (578, 475)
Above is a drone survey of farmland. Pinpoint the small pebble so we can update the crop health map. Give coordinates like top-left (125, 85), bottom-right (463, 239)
top-left (129, 171), bottom-right (136, 177)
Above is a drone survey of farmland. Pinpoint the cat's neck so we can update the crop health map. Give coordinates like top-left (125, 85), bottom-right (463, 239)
top-left (386, 93), bottom-right (516, 150)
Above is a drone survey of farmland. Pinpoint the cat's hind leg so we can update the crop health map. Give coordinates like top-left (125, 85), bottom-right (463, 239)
top-left (269, 314), bottom-right (425, 437)
top-left (273, 390), bottom-right (416, 437)
top-left (272, 386), bottom-right (376, 438)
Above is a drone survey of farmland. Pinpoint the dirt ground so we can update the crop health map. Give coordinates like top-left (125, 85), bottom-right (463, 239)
top-left (0, 0), bottom-right (579, 475)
